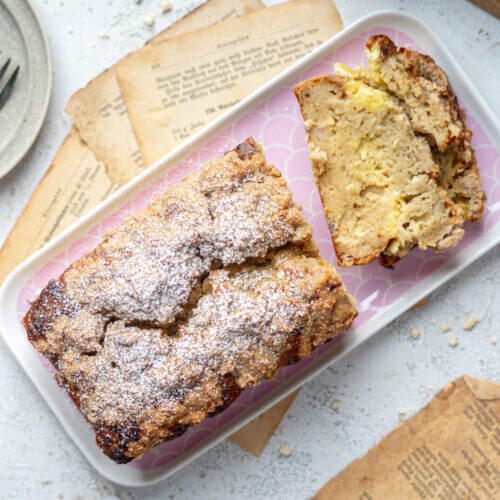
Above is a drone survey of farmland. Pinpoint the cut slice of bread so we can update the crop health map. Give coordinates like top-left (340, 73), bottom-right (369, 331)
top-left (294, 75), bottom-right (465, 267)
top-left (365, 35), bottom-right (485, 221)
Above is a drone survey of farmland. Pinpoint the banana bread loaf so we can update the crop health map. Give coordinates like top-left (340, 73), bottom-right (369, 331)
top-left (24, 138), bottom-right (357, 463)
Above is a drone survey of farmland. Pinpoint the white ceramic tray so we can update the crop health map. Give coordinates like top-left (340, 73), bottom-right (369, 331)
top-left (0, 11), bottom-right (499, 487)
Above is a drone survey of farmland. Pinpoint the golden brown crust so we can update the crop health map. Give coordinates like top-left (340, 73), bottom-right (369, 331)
top-left (24, 139), bottom-right (357, 463)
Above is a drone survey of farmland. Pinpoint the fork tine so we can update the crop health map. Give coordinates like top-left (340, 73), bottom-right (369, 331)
top-left (0, 65), bottom-right (20, 111)
top-left (0, 58), bottom-right (11, 81)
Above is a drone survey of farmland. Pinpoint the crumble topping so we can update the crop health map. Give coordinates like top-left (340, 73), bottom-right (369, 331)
top-left (24, 139), bottom-right (356, 462)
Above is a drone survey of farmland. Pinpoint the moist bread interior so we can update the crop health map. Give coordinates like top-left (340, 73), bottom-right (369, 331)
top-left (295, 35), bottom-right (484, 267)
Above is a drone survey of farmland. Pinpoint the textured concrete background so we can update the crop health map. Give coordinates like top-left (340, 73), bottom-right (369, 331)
top-left (0, 1), bottom-right (498, 498)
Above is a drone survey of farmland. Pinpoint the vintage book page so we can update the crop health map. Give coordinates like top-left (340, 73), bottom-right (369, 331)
top-left (228, 390), bottom-right (300, 456)
top-left (115, 0), bottom-right (343, 165)
top-left (65, 69), bottom-right (145, 185)
top-left (148, 0), bottom-right (265, 45)
top-left (314, 376), bottom-right (500, 499)
top-left (0, 128), bottom-right (117, 283)
top-left (65, 0), bottom-right (264, 185)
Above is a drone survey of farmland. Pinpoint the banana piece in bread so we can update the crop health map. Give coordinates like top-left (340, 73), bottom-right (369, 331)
top-left (364, 35), bottom-right (484, 221)
top-left (24, 138), bottom-right (357, 463)
top-left (294, 75), bottom-right (465, 267)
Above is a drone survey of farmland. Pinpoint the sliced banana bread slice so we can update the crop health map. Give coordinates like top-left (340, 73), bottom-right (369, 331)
top-left (294, 75), bottom-right (464, 267)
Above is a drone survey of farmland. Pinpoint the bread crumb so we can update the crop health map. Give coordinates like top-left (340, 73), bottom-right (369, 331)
top-left (441, 324), bottom-right (451, 332)
top-left (100, 32), bottom-right (110, 39)
top-left (134, 0), bottom-right (142, 4)
top-left (279, 443), bottom-right (292, 456)
top-left (447, 335), bottom-right (458, 347)
top-left (279, 425), bottom-right (287, 435)
top-left (463, 314), bottom-right (479, 331)
top-left (143, 14), bottom-right (155, 27)
top-left (162, 2), bottom-right (173, 13)
top-left (491, 337), bottom-right (497, 345)
top-left (331, 401), bottom-right (339, 411)
top-left (410, 328), bottom-right (420, 339)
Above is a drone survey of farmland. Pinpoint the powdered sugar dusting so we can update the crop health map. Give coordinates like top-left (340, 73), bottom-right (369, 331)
top-left (24, 139), bottom-right (356, 462)
top-left (62, 141), bottom-right (311, 326)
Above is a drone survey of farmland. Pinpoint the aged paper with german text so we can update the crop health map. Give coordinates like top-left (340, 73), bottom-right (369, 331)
top-left (115, 0), bottom-right (342, 166)
top-left (65, 0), bottom-right (265, 184)
top-left (314, 376), bottom-right (500, 499)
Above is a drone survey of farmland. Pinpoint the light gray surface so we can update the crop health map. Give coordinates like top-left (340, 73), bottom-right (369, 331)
top-left (0, 0), bottom-right (498, 498)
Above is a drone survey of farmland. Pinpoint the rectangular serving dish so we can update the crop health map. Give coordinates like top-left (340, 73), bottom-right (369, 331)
top-left (1, 11), bottom-right (499, 486)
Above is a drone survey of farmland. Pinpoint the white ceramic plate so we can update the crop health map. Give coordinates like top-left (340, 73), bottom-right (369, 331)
top-left (0, 11), bottom-right (498, 486)
top-left (0, 0), bottom-right (52, 178)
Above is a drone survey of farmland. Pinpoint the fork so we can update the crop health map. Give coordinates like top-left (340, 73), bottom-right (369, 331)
top-left (0, 58), bottom-right (20, 111)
